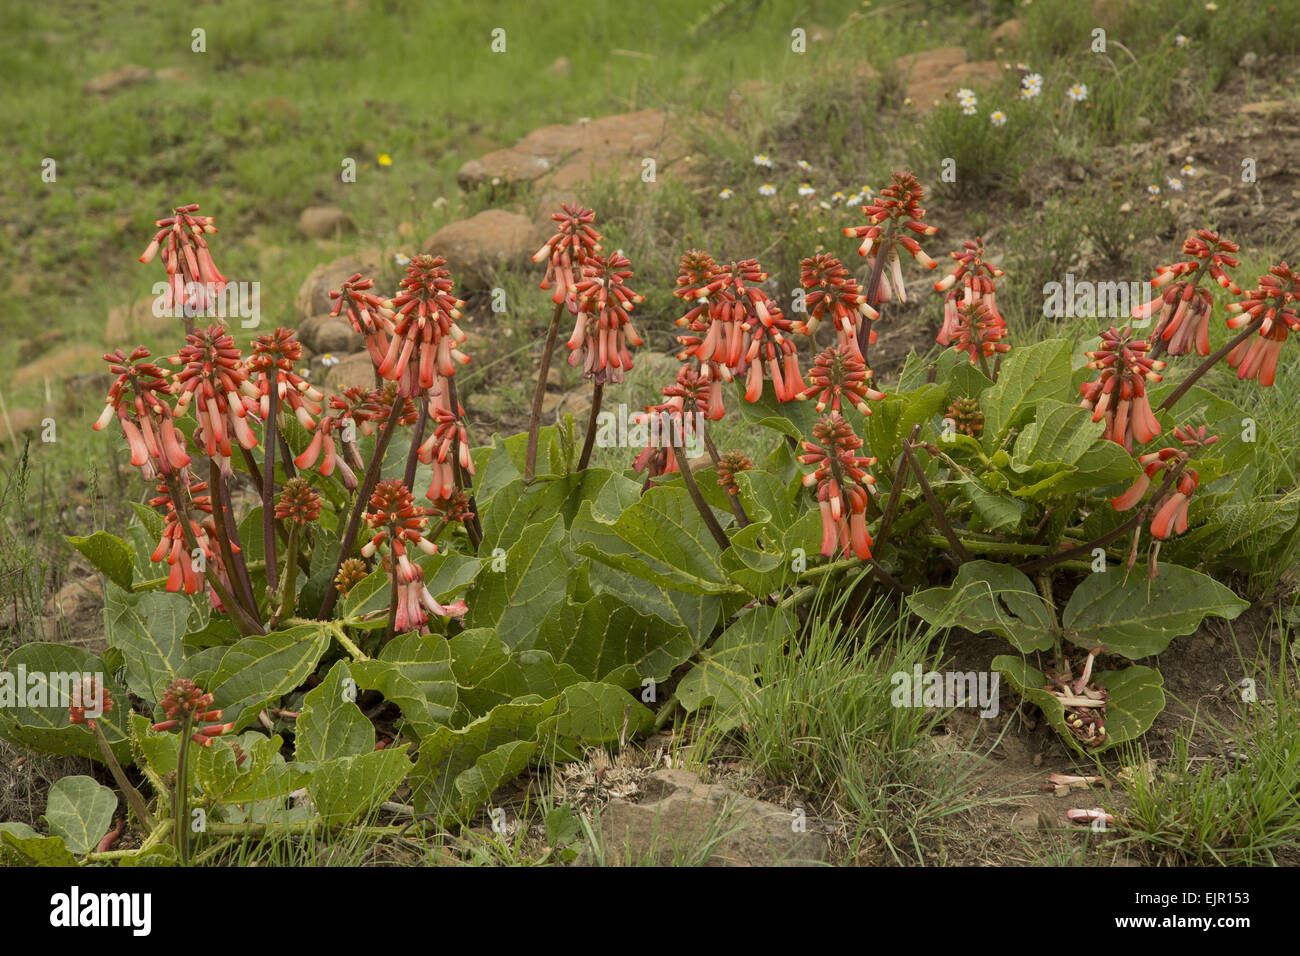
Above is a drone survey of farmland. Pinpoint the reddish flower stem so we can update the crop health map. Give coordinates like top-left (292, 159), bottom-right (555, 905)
top-left (901, 438), bottom-right (972, 562)
top-left (404, 398), bottom-right (429, 491)
top-left (577, 381), bottom-right (604, 471)
top-left (262, 382), bottom-right (279, 595)
top-left (873, 424), bottom-right (921, 553)
top-left (856, 225), bottom-right (892, 362)
top-left (445, 375), bottom-right (483, 552)
top-left (671, 440), bottom-right (730, 552)
top-left (701, 420), bottom-right (750, 527)
top-left (525, 299), bottom-right (565, 481)
top-left (210, 460), bottom-right (260, 619)
top-left (317, 396), bottom-right (406, 620)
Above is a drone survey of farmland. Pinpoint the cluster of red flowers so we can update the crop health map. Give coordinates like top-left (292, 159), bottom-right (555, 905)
top-left (842, 171), bottom-right (938, 303)
top-left (1132, 230), bottom-right (1241, 356)
top-left (138, 203), bottom-right (227, 317)
top-left (566, 251), bottom-right (645, 384)
top-left (362, 479), bottom-right (467, 632)
top-left (799, 414), bottom-right (878, 561)
top-left (632, 366), bottom-right (710, 479)
top-left (151, 678), bottom-right (235, 748)
top-left (533, 202), bottom-right (603, 309)
top-left (68, 676), bottom-right (113, 730)
top-left (934, 237), bottom-right (1008, 364)
top-left (1111, 425), bottom-right (1217, 541)
top-left (1079, 327), bottom-right (1165, 453)
top-left (799, 344), bottom-right (884, 415)
top-left (93, 346), bottom-right (190, 479)
top-left (378, 254), bottom-right (470, 396)
top-left (1226, 262), bottom-right (1300, 386)
top-left (797, 253), bottom-right (879, 358)
top-left (172, 325), bottom-right (260, 471)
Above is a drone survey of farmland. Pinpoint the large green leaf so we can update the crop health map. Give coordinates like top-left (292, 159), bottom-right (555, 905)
top-left (982, 339), bottom-right (1072, 445)
top-left (466, 514), bottom-right (569, 647)
top-left (308, 747), bottom-right (413, 825)
top-left (66, 532), bottom-right (134, 591)
top-left (544, 681), bottom-right (652, 755)
top-left (584, 562), bottom-right (721, 639)
top-left (198, 625), bottom-right (331, 730)
top-left (0, 826), bottom-right (81, 866)
top-left (349, 632), bottom-right (458, 738)
top-left (295, 661), bottom-right (373, 762)
top-left (907, 561), bottom-right (1056, 653)
top-left (104, 586), bottom-right (189, 702)
top-left (410, 697), bottom-right (559, 821)
top-left (994, 655), bottom-right (1165, 754)
top-left (481, 470), bottom-right (624, 552)
top-left (525, 593), bottom-right (695, 688)
top-left (1062, 564), bottom-right (1249, 658)
top-left (0, 644), bottom-right (131, 763)
top-left (342, 551), bottom-right (479, 628)
top-left (952, 474), bottom-right (1026, 532)
top-left (676, 606), bottom-right (794, 722)
top-left (863, 382), bottom-right (949, 464)
top-left (43, 775), bottom-right (117, 855)
top-left (571, 485), bottom-right (739, 595)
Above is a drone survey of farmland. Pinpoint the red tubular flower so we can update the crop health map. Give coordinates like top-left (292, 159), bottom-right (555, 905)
top-left (1225, 262), bottom-right (1300, 386)
top-left (294, 415), bottom-right (357, 489)
top-left (248, 327), bottom-right (324, 431)
top-left (153, 679), bottom-right (232, 747)
top-left (362, 479), bottom-right (467, 631)
top-left (93, 347), bottom-right (191, 479)
top-left (797, 253), bottom-right (879, 358)
top-left (798, 345), bottom-right (885, 415)
top-left (533, 203), bottom-right (603, 309)
top-left (672, 250), bottom-right (733, 418)
top-left (275, 477), bottom-right (323, 524)
top-left (842, 171), bottom-right (938, 304)
top-left (934, 237), bottom-right (1004, 348)
top-left (1111, 425), bottom-right (1217, 543)
top-left (329, 273), bottom-right (395, 367)
top-left (427, 489), bottom-right (475, 527)
top-left (567, 251), bottom-right (644, 384)
top-left (354, 381), bottom-right (420, 435)
top-left (716, 451), bottom-right (753, 496)
top-left (68, 676), bottom-right (113, 730)
top-left (946, 301), bottom-right (1011, 364)
top-left (376, 254), bottom-right (469, 397)
top-left (1133, 230), bottom-right (1241, 356)
top-left (139, 203), bottom-right (227, 318)
top-left (417, 396), bottom-right (474, 502)
top-left (1079, 327), bottom-right (1165, 453)
top-left (148, 478), bottom-right (213, 595)
top-left (798, 414), bottom-right (877, 560)
top-left (172, 325), bottom-right (260, 472)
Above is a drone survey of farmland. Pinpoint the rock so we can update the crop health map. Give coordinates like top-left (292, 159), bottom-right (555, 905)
top-left (421, 209), bottom-right (543, 290)
top-left (42, 576), bottom-right (106, 650)
top-left (1010, 809), bottom-right (1041, 834)
top-left (1239, 100), bottom-right (1287, 115)
top-left (893, 47), bottom-right (1002, 111)
top-left (578, 769), bottom-right (828, 866)
top-left (1210, 186), bottom-right (1234, 206)
top-left (154, 67), bottom-right (190, 84)
top-left (456, 109), bottom-right (689, 212)
top-left (12, 345), bottom-right (104, 390)
top-left (989, 18), bottom-right (1023, 51)
top-left (295, 249), bottom-right (385, 318)
top-left (0, 407), bottom-right (46, 445)
top-left (104, 295), bottom-right (177, 346)
top-left (44, 576), bottom-right (103, 617)
top-left (298, 314), bottom-right (363, 355)
top-left (84, 65), bottom-right (153, 95)
top-left (1238, 51), bottom-right (1258, 69)
top-left (324, 352), bottom-right (376, 394)
top-left (297, 206), bottom-right (356, 239)
top-left (545, 56), bottom-right (572, 78)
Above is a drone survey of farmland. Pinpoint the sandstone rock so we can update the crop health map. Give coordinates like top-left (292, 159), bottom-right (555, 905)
top-left (1010, 808), bottom-right (1042, 834)
top-left (456, 110), bottom-right (688, 211)
top-left (989, 18), bottom-right (1023, 51)
top-left (298, 206), bottom-right (356, 239)
top-left (104, 295), bottom-right (177, 346)
top-left (295, 249), bottom-right (385, 318)
top-left (84, 65), bottom-right (153, 95)
top-left (324, 351), bottom-right (376, 394)
top-left (299, 314), bottom-right (363, 355)
top-left (13, 345), bottom-right (104, 390)
top-left (893, 47), bottom-right (1002, 111)
top-left (578, 769), bottom-right (828, 866)
top-left (421, 209), bottom-right (542, 290)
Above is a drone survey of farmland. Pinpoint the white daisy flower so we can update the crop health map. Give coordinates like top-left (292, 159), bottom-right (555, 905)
top-left (718, 187), bottom-right (733, 199)
top-left (832, 190), bottom-right (846, 203)
top-left (1016, 62), bottom-right (1030, 71)
top-left (962, 104), bottom-right (977, 115)
top-left (1181, 163), bottom-right (1196, 176)
top-left (758, 184), bottom-right (776, 196)
top-left (798, 183), bottom-right (815, 196)
top-left (956, 87), bottom-right (976, 102)
top-left (1147, 184), bottom-right (1161, 196)
top-left (1068, 83), bottom-right (1088, 102)
top-left (321, 353), bottom-right (340, 367)
top-left (394, 253), bottom-right (411, 266)
top-left (797, 159), bottom-right (812, 171)
top-left (753, 154), bottom-right (773, 168)
top-left (990, 110), bottom-right (1007, 126)
top-left (1021, 73), bottom-right (1043, 99)
top-left (1167, 177), bottom-right (1184, 191)
top-left (1174, 35), bottom-right (1189, 47)
top-left (818, 200), bottom-right (831, 210)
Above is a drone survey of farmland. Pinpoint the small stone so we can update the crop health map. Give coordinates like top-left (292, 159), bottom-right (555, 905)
top-left (989, 19), bottom-right (1023, 52)
top-left (1010, 809), bottom-right (1041, 834)
top-left (298, 206), bottom-right (356, 239)
top-left (84, 65), bottom-right (153, 95)
top-left (1032, 752), bottom-right (1043, 767)
top-left (421, 209), bottom-right (542, 291)
top-left (323, 352), bottom-right (376, 394)
top-left (299, 314), bottom-right (363, 355)
top-left (1238, 51), bottom-right (1258, 69)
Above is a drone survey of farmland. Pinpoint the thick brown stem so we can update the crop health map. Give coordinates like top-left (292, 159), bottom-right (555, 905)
top-left (525, 300), bottom-right (565, 481)
top-left (577, 381), bottom-right (604, 471)
top-left (92, 723), bottom-right (155, 831)
top-left (261, 381), bottom-right (279, 595)
top-left (444, 376), bottom-right (483, 552)
top-left (873, 424), bottom-right (920, 553)
top-left (671, 439), bottom-right (730, 552)
top-left (700, 415), bottom-right (750, 527)
top-left (210, 460), bottom-right (259, 618)
top-left (404, 397), bottom-right (429, 491)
